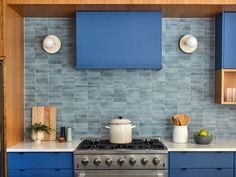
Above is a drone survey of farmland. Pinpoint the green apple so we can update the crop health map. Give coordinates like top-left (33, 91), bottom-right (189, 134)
top-left (199, 129), bottom-right (208, 136)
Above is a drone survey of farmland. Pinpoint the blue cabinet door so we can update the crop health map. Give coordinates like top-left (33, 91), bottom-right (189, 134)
top-left (8, 169), bottom-right (73, 177)
top-left (215, 13), bottom-right (224, 69)
top-left (8, 152), bottom-right (73, 169)
top-left (76, 12), bottom-right (162, 69)
top-left (170, 169), bottom-right (233, 177)
top-left (216, 12), bottom-right (236, 69)
top-left (169, 152), bottom-right (234, 169)
top-left (224, 13), bottom-right (236, 68)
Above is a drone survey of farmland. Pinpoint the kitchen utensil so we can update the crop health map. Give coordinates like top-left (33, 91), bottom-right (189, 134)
top-left (32, 106), bottom-right (56, 141)
top-left (171, 117), bottom-right (179, 126)
top-left (172, 114), bottom-right (190, 126)
top-left (193, 135), bottom-right (213, 144)
top-left (179, 114), bottom-right (189, 126)
top-left (105, 116), bottom-right (136, 144)
top-left (173, 125), bottom-right (188, 143)
top-left (171, 117), bottom-right (176, 125)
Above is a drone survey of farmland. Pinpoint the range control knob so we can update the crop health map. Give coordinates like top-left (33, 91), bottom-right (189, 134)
top-left (94, 158), bottom-right (101, 166)
top-left (106, 158), bottom-right (113, 166)
top-left (153, 158), bottom-right (160, 166)
top-left (141, 157), bottom-right (149, 166)
top-left (117, 158), bottom-right (125, 166)
top-left (129, 158), bottom-right (137, 166)
top-left (81, 157), bottom-right (89, 166)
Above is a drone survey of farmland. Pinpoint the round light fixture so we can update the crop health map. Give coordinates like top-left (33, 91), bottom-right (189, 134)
top-left (179, 34), bottom-right (198, 54)
top-left (42, 35), bottom-right (61, 54)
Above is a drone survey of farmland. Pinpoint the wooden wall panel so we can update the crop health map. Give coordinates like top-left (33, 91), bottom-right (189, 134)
top-left (0, 0), bottom-right (3, 55)
top-left (215, 70), bottom-right (223, 104)
top-left (6, 4), bottom-right (236, 17)
top-left (3, 4), bottom-right (24, 148)
top-left (6, 0), bottom-right (236, 5)
top-left (5, 0), bottom-right (236, 18)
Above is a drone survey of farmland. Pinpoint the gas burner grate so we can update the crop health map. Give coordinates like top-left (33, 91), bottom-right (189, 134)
top-left (77, 137), bottom-right (167, 150)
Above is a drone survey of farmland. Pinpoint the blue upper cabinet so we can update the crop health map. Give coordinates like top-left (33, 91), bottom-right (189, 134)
top-left (216, 12), bottom-right (236, 69)
top-left (76, 12), bottom-right (162, 69)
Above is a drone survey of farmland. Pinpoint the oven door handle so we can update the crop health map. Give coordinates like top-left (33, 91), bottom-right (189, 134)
top-left (156, 172), bottom-right (165, 177)
top-left (76, 172), bottom-right (86, 177)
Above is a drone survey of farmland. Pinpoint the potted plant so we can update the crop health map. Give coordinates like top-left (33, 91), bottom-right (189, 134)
top-left (27, 123), bottom-right (53, 143)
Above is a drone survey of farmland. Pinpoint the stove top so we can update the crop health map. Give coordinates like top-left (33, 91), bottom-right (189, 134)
top-left (77, 137), bottom-right (167, 151)
top-left (74, 137), bottom-right (168, 170)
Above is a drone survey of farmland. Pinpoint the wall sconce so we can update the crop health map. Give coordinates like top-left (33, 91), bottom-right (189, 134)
top-left (42, 35), bottom-right (61, 54)
top-left (179, 34), bottom-right (198, 54)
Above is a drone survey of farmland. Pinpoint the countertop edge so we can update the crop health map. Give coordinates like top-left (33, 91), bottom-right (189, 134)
top-left (6, 148), bottom-right (76, 152)
top-left (167, 148), bottom-right (236, 152)
top-left (6, 139), bottom-right (82, 152)
top-left (6, 139), bottom-right (236, 152)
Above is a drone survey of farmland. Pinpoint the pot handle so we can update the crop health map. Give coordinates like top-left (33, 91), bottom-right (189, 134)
top-left (105, 126), bottom-right (110, 129)
top-left (131, 126), bottom-right (136, 129)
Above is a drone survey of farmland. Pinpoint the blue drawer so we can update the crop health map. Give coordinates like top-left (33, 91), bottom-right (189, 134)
top-left (8, 169), bottom-right (73, 177)
top-left (235, 153), bottom-right (236, 169)
top-left (169, 152), bottom-right (234, 168)
top-left (8, 152), bottom-right (73, 169)
top-left (170, 169), bottom-right (233, 177)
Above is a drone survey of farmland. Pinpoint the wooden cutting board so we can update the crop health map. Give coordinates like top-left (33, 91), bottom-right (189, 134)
top-left (32, 106), bottom-right (56, 141)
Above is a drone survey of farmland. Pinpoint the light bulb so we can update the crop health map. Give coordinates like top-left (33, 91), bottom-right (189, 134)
top-left (44, 37), bottom-right (55, 48)
top-left (185, 36), bottom-right (197, 47)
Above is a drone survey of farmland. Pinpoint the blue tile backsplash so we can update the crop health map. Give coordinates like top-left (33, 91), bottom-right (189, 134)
top-left (24, 18), bottom-right (236, 139)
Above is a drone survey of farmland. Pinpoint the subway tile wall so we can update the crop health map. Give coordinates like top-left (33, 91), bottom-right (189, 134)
top-left (24, 18), bottom-right (236, 139)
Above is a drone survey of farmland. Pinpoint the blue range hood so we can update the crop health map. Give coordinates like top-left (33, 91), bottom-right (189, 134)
top-left (76, 12), bottom-right (162, 69)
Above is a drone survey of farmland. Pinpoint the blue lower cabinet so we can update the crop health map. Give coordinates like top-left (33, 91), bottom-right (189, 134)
top-left (169, 152), bottom-right (234, 168)
top-left (8, 152), bottom-right (73, 177)
top-left (8, 169), bottom-right (73, 177)
top-left (8, 152), bottom-right (73, 169)
top-left (170, 169), bottom-right (234, 177)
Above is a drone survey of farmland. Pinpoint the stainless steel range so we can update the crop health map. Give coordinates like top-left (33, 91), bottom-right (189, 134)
top-left (74, 137), bottom-right (168, 177)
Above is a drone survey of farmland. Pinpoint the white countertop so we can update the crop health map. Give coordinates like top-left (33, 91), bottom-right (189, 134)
top-left (7, 139), bottom-right (236, 152)
top-left (7, 139), bottom-right (82, 152)
top-left (163, 139), bottom-right (236, 152)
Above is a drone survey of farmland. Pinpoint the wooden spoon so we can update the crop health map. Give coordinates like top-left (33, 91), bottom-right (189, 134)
top-left (179, 114), bottom-right (190, 126)
top-left (173, 114), bottom-right (190, 126)
top-left (171, 117), bottom-right (179, 126)
top-left (171, 117), bottom-right (175, 125)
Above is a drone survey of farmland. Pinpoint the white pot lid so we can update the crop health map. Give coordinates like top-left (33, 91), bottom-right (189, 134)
top-left (109, 117), bottom-right (132, 125)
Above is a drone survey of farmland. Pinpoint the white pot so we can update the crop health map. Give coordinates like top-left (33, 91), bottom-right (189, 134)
top-left (173, 125), bottom-right (188, 143)
top-left (31, 131), bottom-right (44, 144)
top-left (105, 117), bottom-right (136, 144)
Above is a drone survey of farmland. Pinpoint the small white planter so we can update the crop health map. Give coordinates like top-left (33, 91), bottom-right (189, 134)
top-left (31, 131), bottom-right (44, 144)
top-left (173, 125), bottom-right (188, 143)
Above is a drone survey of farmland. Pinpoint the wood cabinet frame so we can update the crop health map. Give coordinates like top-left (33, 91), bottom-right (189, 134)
top-left (215, 69), bottom-right (236, 104)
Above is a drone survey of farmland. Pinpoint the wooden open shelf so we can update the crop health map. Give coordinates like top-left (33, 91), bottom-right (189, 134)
top-left (215, 69), bottom-right (236, 104)
top-left (5, 0), bottom-right (236, 17)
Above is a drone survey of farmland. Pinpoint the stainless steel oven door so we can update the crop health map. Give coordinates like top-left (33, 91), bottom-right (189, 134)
top-left (75, 170), bottom-right (168, 177)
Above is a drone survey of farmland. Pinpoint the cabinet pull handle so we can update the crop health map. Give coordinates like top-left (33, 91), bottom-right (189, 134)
top-left (55, 169), bottom-right (61, 171)
top-left (54, 152), bottom-right (60, 154)
top-left (19, 152), bottom-right (25, 155)
top-left (181, 168), bottom-right (187, 170)
top-left (19, 169), bottom-right (25, 171)
top-left (217, 168), bottom-right (222, 170)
